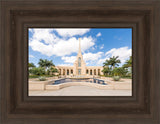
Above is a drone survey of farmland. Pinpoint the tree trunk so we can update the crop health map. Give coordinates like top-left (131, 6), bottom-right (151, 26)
top-left (112, 65), bottom-right (115, 70)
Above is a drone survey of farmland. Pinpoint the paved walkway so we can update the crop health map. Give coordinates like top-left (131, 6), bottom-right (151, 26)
top-left (29, 85), bottom-right (132, 96)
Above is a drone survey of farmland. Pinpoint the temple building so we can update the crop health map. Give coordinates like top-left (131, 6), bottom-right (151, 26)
top-left (56, 38), bottom-right (103, 76)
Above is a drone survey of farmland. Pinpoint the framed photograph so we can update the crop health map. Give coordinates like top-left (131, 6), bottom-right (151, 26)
top-left (0, 0), bottom-right (160, 124)
top-left (28, 28), bottom-right (132, 96)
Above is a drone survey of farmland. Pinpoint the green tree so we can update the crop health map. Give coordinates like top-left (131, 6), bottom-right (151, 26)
top-left (102, 67), bottom-right (112, 76)
top-left (38, 59), bottom-right (55, 71)
top-left (28, 63), bottom-right (36, 75)
top-left (28, 63), bottom-right (36, 68)
top-left (123, 56), bottom-right (132, 68)
top-left (103, 56), bottom-right (121, 69)
top-left (29, 67), bottom-right (45, 76)
top-left (112, 67), bottom-right (128, 76)
top-left (47, 67), bottom-right (58, 75)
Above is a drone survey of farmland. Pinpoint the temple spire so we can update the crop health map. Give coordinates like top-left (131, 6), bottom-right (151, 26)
top-left (78, 38), bottom-right (82, 55)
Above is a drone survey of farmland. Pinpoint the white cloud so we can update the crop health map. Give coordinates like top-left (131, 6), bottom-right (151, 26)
top-left (83, 52), bottom-right (103, 62)
top-left (29, 55), bottom-right (34, 58)
top-left (51, 36), bottom-right (95, 56)
top-left (29, 29), bottom-right (95, 57)
top-left (105, 47), bottom-right (131, 63)
top-left (96, 32), bottom-right (102, 37)
top-left (54, 28), bottom-right (90, 37)
top-left (29, 39), bottom-right (54, 56)
top-left (100, 44), bottom-right (104, 49)
top-left (29, 28), bottom-right (58, 45)
top-left (97, 58), bottom-right (106, 65)
top-left (61, 56), bottom-right (76, 63)
top-left (97, 47), bottom-right (132, 66)
top-left (57, 64), bottom-right (72, 66)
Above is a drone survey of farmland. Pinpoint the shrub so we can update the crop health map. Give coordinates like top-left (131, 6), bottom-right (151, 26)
top-left (29, 75), bottom-right (39, 78)
top-left (113, 76), bottom-right (121, 81)
top-left (38, 76), bottom-right (46, 81)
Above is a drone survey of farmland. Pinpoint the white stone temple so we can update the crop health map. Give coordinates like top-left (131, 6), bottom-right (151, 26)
top-left (56, 38), bottom-right (103, 76)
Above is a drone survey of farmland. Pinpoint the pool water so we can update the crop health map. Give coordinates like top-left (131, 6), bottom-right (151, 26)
top-left (53, 78), bottom-right (106, 85)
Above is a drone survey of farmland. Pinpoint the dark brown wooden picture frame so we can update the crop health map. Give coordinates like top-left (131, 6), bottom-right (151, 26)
top-left (0, 0), bottom-right (160, 124)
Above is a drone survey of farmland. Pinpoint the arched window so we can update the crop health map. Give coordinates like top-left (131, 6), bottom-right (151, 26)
top-left (78, 57), bottom-right (81, 67)
top-left (86, 69), bottom-right (88, 74)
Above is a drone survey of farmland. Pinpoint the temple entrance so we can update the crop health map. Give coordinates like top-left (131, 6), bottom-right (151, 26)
top-left (78, 69), bottom-right (81, 75)
top-left (90, 70), bottom-right (92, 75)
top-left (67, 69), bottom-right (69, 75)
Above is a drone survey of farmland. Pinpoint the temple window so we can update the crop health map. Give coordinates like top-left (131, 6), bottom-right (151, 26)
top-left (78, 57), bottom-right (81, 67)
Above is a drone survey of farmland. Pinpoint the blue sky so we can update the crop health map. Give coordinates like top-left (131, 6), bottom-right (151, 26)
top-left (29, 28), bottom-right (132, 67)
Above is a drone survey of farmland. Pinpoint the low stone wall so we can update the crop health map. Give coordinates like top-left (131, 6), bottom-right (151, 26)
top-left (29, 78), bottom-right (132, 91)
top-left (46, 82), bottom-right (113, 90)
top-left (29, 81), bottom-right (51, 90)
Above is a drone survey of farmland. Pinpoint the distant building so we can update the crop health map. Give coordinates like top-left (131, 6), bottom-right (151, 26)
top-left (56, 38), bottom-right (103, 76)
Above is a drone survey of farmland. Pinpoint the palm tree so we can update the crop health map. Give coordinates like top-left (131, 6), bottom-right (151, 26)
top-left (112, 67), bottom-right (128, 76)
top-left (123, 56), bottom-right (132, 68)
top-left (28, 63), bottom-right (36, 68)
top-left (48, 67), bottom-right (58, 75)
top-left (28, 63), bottom-right (36, 75)
top-left (38, 59), bottom-right (55, 71)
top-left (102, 67), bottom-right (112, 76)
top-left (103, 56), bottom-right (121, 69)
